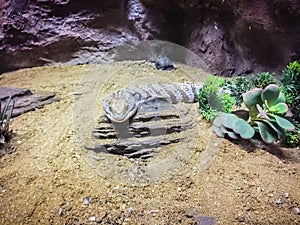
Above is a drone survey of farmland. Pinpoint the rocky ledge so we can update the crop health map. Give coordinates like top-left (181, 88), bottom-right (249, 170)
top-left (0, 0), bottom-right (299, 76)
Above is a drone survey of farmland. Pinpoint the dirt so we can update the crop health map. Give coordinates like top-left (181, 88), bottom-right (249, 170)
top-left (0, 61), bottom-right (300, 225)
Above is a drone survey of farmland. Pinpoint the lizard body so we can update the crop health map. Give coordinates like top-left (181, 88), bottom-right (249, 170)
top-left (103, 83), bottom-right (202, 123)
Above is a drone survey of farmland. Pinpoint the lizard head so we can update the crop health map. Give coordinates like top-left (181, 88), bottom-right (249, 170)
top-left (103, 90), bottom-right (137, 123)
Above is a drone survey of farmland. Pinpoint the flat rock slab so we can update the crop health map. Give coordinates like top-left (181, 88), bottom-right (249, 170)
top-left (0, 86), bottom-right (59, 117)
top-left (88, 102), bottom-right (197, 158)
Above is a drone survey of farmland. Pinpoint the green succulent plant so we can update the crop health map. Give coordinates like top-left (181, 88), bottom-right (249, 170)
top-left (212, 84), bottom-right (295, 144)
top-left (198, 75), bottom-right (235, 121)
top-left (242, 84), bottom-right (294, 143)
top-left (250, 72), bottom-right (277, 89)
top-left (0, 96), bottom-right (14, 145)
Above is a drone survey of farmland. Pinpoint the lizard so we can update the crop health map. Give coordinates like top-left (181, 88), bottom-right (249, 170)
top-left (103, 83), bottom-right (203, 123)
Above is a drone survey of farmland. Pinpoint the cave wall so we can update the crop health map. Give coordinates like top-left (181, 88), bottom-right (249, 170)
top-left (0, 0), bottom-right (299, 76)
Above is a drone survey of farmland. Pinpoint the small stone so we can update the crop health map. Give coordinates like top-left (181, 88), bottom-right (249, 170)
top-left (83, 196), bottom-right (90, 205)
top-left (127, 207), bottom-right (134, 213)
top-left (197, 216), bottom-right (216, 225)
top-left (267, 193), bottom-right (274, 198)
top-left (113, 186), bottom-right (119, 190)
top-left (275, 198), bottom-right (283, 204)
top-left (89, 216), bottom-right (96, 222)
top-left (149, 209), bottom-right (159, 214)
top-left (58, 208), bottom-right (63, 216)
top-left (283, 193), bottom-right (289, 198)
top-left (237, 216), bottom-right (245, 222)
top-left (185, 208), bottom-right (198, 218)
top-left (69, 92), bottom-right (83, 96)
top-left (293, 207), bottom-right (300, 215)
top-left (73, 153), bottom-right (80, 159)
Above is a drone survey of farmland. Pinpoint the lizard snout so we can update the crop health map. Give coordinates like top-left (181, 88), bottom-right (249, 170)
top-left (103, 90), bottom-right (137, 123)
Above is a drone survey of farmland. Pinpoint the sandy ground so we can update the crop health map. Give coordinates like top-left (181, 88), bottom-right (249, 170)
top-left (0, 61), bottom-right (300, 225)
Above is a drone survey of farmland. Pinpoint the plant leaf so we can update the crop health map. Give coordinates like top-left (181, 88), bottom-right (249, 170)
top-left (232, 118), bottom-right (255, 139)
top-left (212, 115), bottom-right (222, 127)
top-left (275, 92), bottom-right (286, 104)
top-left (242, 88), bottom-right (263, 118)
top-left (227, 131), bottom-right (239, 139)
top-left (212, 125), bottom-right (225, 137)
top-left (270, 115), bottom-right (295, 131)
top-left (269, 102), bottom-right (288, 114)
top-left (242, 88), bottom-right (263, 108)
top-left (261, 84), bottom-right (280, 106)
top-left (258, 119), bottom-right (284, 138)
top-left (255, 121), bottom-right (278, 143)
top-left (256, 104), bottom-right (270, 119)
top-left (218, 113), bottom-right (238, 129)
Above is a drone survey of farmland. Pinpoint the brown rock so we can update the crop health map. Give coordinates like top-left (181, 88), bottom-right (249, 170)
top-left (0, 0), bottom-right (299, 76)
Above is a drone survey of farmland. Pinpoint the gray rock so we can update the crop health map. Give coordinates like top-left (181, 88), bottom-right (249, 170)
top-left (83, 196), bottom-right (90, 205)
top-left (293, 207), bottom-right (300, 215)
top-left (275, 198), bottom-right (283, 204)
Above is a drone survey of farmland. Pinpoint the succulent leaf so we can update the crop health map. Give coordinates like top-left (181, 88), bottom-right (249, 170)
top-left (261, 84), bottom-right (280, 106)
top-left (243, 88), bottom-right (263, 119)
top-left (220, 125), bottom-right (228, 134)
top-left (275, 92), bottom-right (286, 104)
top-left (256, 104), bottom-right (270, 120)
top-left (212, 125), bottom-right (225, 137)
top-left (218, 113), bottom-right (237, 129)
top-left (243, 88), bottom-right (263, 109)
top-left (255, 121), bottom-right (278, 143)
top-left (227, 131), bottom-right (239, 139)
top-left (269, 102), bottom-right (288, 114)
top-left (259, 119), bottom-right (284, 138)
top-left (270, 115), bottom-right (295, 131)
top-left (212, 115), bottom-right (222, 127)
top-left (232, 118), bottom-right (255, 139)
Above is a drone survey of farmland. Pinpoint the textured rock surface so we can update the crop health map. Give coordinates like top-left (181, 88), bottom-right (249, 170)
top-left (0, 0), bottom-right (299, 76)
top-left (90, 103), bottom-right (196, 157)
top-left (0, 86), bottom-right (59, 117)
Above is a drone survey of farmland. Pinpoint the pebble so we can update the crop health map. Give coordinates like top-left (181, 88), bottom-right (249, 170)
top-left (113, 186), bottom-right (120, 190)
top-left (89, 216), bottom-right (96, 222)
top-left (83, 196), bottom-right (90, 205)
top-left (283, 192), bottom-right (289, 198)
top-left (149, 209), bottom-right (159, 214)
top-left (68, 92), bottom-right (83, 96)
top-left (127, 207), bottom-right (134, 213)
top-left (275, 198), bottom-right (283, 204)
top-left (293, 207), bottom-right (300, 215)
top-left (58, 208), bottom-right (63, 216)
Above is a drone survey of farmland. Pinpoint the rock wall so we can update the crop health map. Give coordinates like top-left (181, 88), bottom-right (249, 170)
top-left (0, 0), bottom-right (299, 76)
